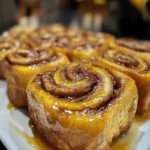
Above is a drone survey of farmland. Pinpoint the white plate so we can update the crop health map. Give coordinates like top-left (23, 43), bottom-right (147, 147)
top-left (0, 80), bottom-right (150, 150)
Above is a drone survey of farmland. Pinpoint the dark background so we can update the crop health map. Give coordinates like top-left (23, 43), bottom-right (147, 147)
top-left (1, 0), bottom-right (150, 39)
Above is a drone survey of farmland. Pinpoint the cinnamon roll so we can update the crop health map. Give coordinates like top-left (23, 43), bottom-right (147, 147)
top-left (115, 38), bottom-right (150, 59)
top-left (0, 32), bottom-right (34, 78)
top-left (21, 24), bottom-right (80, 48)
top-left (0, 36), bottom-right (20, 78)
top-left (23, 27), bottom-right (115, 61)
top-left (2, 48), bottom-right (69, 107)
top-left (94, 46), bottom-right (150, 113)
top-left (65, 32), bottom-right (115, 61)
top-left (27, 62), bottom-right (138, 150)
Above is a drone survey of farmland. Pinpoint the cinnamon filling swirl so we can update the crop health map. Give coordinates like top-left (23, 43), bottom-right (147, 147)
top-left (55, 32), bottom-right (113, 50)
top-left (33, 63), bottom-right (121, 111)
top-left (104, 51), bottom-right (140, 68)
top-left (25, 30), bottom-right (113, 51)
top-left (6, 48), bottom-right (58, 66)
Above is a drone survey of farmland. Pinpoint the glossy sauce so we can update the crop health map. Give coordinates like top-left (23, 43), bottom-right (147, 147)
top-left (15, 120), bottom-right (53, 150)
top-left (14, 108), bottom-right (150, 150)
top-left (7, 102), bottom-right (16, 110)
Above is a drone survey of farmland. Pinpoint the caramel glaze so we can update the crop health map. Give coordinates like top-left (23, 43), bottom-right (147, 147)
top-left (14, 107), bottom-right (150, 150)
top-left (7, 102), bottom-right (16, 110)
top-left (15, 120), bottom-right (53, 150)
top-left (112, 145), bottom-right (129, 150)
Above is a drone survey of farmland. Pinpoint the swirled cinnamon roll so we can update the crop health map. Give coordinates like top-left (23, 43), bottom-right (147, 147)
top-left (23, 32), bottom-right (58, 48)
top-left (114, 38), bottom-right (150, 59)
top-left (2, 48), bottom-right (69, 107)
top-left (22, 26), bottom-right (115, 60)
top-left (21, 24), bottom-right (78, 48)
top-left (27, 62), bottom-right (138, 150)
top-left (0, 33), bottom-right (34, 78)
top-left (65, 32), bottom-right (115, 61)
top-left (94, 47), bottom-right (150, 113)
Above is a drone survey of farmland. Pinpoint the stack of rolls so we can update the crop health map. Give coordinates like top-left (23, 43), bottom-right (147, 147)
top-left (1, 23), bottom-right (150, 150)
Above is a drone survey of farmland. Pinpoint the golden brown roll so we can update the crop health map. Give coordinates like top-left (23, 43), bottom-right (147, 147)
top-left (66, 32), bottom-right (115, 62)
top-left (94, 46), bottom-right (150, 113)
top-left (22, 26), bottom-right (115, 61)
top-left (22, 24), bottom-right (81, 48)
top-left (0, 32), bottom-right (34, 78)
top-left (2, 47), bottom-right (69, 107)
top-left (115, 38), bottom-right (150, 59)
top-left (46, 32), bottom-right (107, 62)
top-left (27, 62), bottom-right (138, 150)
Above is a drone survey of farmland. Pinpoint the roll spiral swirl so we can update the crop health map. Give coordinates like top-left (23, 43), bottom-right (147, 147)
top-left (98, 47), bottom-right (150, 73)
top-left (95, 47), bottom-right (150, 113)
top-left (62, 32), bottom-right (115, 61)
top-left (6, 48), bottom-right (59, 66)
top-left (35, 63), bottom-right (114, 111)
top-left (22, 25), bottom-right (81, 48)
top-left (103, 49), bottom-right (149, 71)
top-left (23, 27), bottom-right (114, 52)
